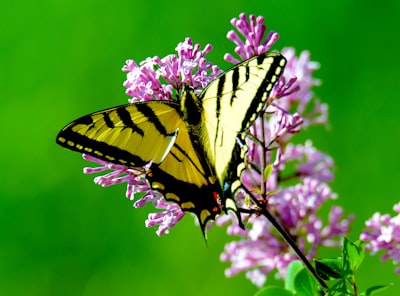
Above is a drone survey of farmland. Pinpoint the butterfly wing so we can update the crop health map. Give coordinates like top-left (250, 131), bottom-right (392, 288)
top-left (147, 107), bottom-right (222, 234)
top-left (56, 103), bottom-right (184, 166)
top-left (199, 53), bottom-right (287, 215)
top-left (56, 101), bottom-right (221, 235)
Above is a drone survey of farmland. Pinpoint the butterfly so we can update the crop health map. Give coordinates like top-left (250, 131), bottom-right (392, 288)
top-left (56, 52), bottom-right (286, 237)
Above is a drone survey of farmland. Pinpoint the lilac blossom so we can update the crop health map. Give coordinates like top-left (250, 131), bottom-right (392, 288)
top-left (217, 13), bottom-right (353, 287)
top-left (84, 37), bottom-right (221, 236)
top-left (361, 202), bottom-right (400, 273)
top-left (277, 48), bottom-right (326, 127)
top-left (225, 13), bottom-right (279, 63)
top-left (122, 37), bottom-right (222, 102)
top-left (219, 160), bottom-right (353, 287)
top-left (83, 154), bottom-right (185, 235)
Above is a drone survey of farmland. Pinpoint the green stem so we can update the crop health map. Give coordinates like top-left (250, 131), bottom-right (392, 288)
top-left (242, 187), bottom-right (329, 292)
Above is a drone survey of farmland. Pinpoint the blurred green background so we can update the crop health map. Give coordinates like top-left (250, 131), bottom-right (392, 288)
top-left (1, 0), bottom-right (399, 295)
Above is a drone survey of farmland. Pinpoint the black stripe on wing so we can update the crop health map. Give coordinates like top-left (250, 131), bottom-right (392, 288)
top-left (148, 164), bottom-right (221, 237)
top-left (241, 54), bottom-right (286, 131)
top-left (103, 112), bottom-right (116, 129)
top-left (229, 66), bottom-right (242, 105)
top-left (56, 103), bottom-right (179, 167)
top-left (56, 128), bottom-right (147, 166)
top-left (136, 103), bottom-right (171, 136)
top-left (168, 142), bottom-right (209, 178)
top-left (116, 107), bottom-right (145, 136)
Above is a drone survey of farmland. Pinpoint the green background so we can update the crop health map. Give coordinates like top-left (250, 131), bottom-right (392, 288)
top-left (1, 0), bottom-right (400, 295)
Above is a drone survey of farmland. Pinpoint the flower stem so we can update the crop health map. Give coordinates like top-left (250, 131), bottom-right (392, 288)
top-left (242, 187), bottom-right (329, 292)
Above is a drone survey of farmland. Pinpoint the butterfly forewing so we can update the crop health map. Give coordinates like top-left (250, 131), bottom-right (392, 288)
top-left (57, 103), bottom-right (182, 166)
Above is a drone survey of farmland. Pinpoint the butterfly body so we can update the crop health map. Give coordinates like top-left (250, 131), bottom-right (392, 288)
top-left (57, 52), bottom-right (286, 236)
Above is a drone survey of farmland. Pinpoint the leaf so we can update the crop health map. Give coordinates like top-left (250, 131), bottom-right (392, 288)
top-left (263, 164), bottom-right (273, 180)
top-left (294, 268), bottom-right (319, 296)
top-left (326, 280), bottom-right (348, 296)
top-left (346, 240), bottom-right (365, 271)
top-left (245, 195), bottom-right (252, 208)
top-left (267, 189), bottom-right (280, 196)
top-left (285, 260), bottom-right (304, 292)
top-left (254, 286), bottom-right (294, 296)
top-left (251, 188), bottom-right (264, 195)
top-left (314, 258), bottom-right (343, 280)
top-left (342, 238), bottom-right (365, 275)
top-left (360, 284), bottom-right (393, 296)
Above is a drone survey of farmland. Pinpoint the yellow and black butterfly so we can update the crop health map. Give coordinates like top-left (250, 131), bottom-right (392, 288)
top-left (56, 52), bottom-right (286, 236)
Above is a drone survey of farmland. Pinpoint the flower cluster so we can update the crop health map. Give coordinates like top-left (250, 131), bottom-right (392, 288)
top-left (122, 38), bottom-right (222, 102)
top-left (83, 37), bottom-right (224, 235)
top-left (224, 14), bottom-right (279, 63)
top-left (81, 12), bottom-right (354, 287)
top-left (361, 202), bottom-right (400, 274)
top-left (215, 13), bottom-right (353, 287)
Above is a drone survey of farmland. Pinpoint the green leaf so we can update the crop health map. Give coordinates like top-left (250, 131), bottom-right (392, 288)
top-left (285, 260), bottom-right (304, 292)
top-left (251, 188), bottom-right (264, 195)
top-left (314, 258), bottom-right (343, 280)
top-left (342, 238), bottom-right (365, 275)
top-left (267, 189), bottom-right (280, 196)
top-left (326, 280), bottom-right (348, 296)
top-left (360, 284), bottom-right (393, 296)
top-left (254, 286), bottom-right (294, 296)
top-left (347, 240), bottom-right (365, 272)
top-left (294, 268), bottom-right (319, 296)
top-left (244, 195), bottom-right (252, 208)
top-left (263, 164), bottom-right (273, 180)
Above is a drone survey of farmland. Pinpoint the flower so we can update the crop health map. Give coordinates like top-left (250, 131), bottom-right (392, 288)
top-left (276, 48), bottom-right (326, 127)
top-left (84, 37), bottom-right (221, 235)
top-left (219, 164), bottom-right (353, 287)
top-left (360, 202), bottom-right (400, 274)
top-left (122, 38), bottom-right (222, 102)
top-left (225, 13), bottom-right (280, 63)
top-left (216, 13), bottom-right (353, 287)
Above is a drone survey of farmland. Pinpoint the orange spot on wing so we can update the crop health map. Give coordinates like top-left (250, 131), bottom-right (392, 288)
top-left (213, 192), bottom-right (221, 213)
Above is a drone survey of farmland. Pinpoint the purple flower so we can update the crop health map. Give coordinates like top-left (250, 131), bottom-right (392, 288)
top-left (122, 38), bottom-right (222, 102)
top-left (219, 166), bottom-right (353, 288)
top-left (225, 13), bottom-right (280, 63)
top-left (361, 202), bottom-right (400, 274)
top-left (276, 48), bottom-right (326, 127)
top-left (217, 13), bottom-right (353, 287)
top-left (84, 37), bottom-right (221, 235)
top-left (83, 154), bottom-right (186, 235)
